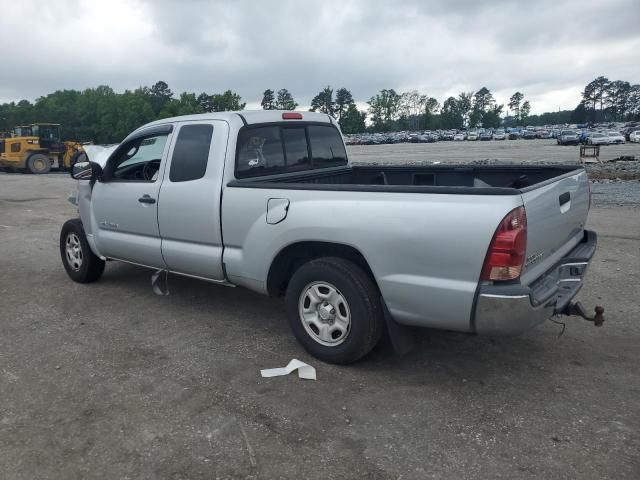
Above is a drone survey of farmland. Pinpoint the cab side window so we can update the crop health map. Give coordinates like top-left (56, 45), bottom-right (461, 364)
top-left (109, 134), bottom-right (169, 182)
top-left (169, 124), bottom-right (214, 182)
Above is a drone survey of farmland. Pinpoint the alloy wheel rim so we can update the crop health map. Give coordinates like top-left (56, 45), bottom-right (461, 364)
top-left (65, 233), bottom-right (83, 271)
top-left (298, 281), bottom-right (351, 346)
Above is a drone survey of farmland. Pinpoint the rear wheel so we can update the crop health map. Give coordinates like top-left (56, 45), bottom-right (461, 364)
top-left (26, 153), bottom-right (51, 174)
top-left (285, 257), bottom-right (384, 364)
top-left (60, 219), bottom-right (105, 283)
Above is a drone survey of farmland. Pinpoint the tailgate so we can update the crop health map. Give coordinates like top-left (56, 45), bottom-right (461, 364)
top-left (519, 169), bottom-right (590, 285)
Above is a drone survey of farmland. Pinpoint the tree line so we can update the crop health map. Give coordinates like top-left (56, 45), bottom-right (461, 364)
top-left (1, 76), bottom-right (637, 143)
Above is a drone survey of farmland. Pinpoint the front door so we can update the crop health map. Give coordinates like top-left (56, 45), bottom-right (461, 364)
top-left (90, 127), bottom-right (173, 268)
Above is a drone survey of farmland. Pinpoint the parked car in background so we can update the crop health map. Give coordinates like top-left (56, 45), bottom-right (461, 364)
top-left (607, 131), bottom-right (625, 144)
top-left (508, 131), bottom-right (520, 140)
top-left (479, 131), bottom-right (492, 141)
top-left (522, 130), bottom-right (537, 140)
top-left (622, 123), bottom-right (640, 140)
top-left (579, 131), bottom-right (592, 144)
top-left (536, 130), bottom-right (552, 139)
top-left (467, 130), bottom-right (479, 141)
top-left (493, 130), bottom-right (506, 140)
top-left (441, 131), bottom-right (455, 141)
top-left (453, 133), bottom-right (465, 141)
top-left (557, 130), bottom-right (580, 146)
top-left (629, 130), bottom-right (640, 143)
top-left (588, 133), bottom-right (609, 145)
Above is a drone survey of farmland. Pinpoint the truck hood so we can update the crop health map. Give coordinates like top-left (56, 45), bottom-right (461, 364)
top-left (83, 144), bottom-right (118, 168)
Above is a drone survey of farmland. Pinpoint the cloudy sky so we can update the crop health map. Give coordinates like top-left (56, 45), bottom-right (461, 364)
top-left (1, 0), bottom-right (638, 114)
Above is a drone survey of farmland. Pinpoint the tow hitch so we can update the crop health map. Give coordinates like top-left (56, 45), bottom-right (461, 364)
top-left (563, 301), bottom-right (605, 327)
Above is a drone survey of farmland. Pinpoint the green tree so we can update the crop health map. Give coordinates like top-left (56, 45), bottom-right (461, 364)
top-left (420, 97), bottom-right (440, 130)
top-left (210, 90), bottom-right (245, 111)
top-left (275, 89), bottom-right (298, 110)
top-left (158, 92), bottom-right (203, 119)
top-left (149, 81), bottom-right (174, 115)
top-left (508, 92), bottom-right (524, 121)
top-left (520, 100), bottom-right (531, 122)
top-left (310, 86), bottom-right (335, 115)
top-left (368, 89), bottom-right (401, 131)
top-left (473, 87), bottom-right (495, 112)
top-left (605, 80), bottom-right (631, 121)
top-left (457, 92), bottom-right (473, 127)
top-left (482, 104), bottom-right (504, 128)
top-left (440, 96), bottom-right (463, 129)
top-left (197, 93), bottom-right (214, 112)
top-left (334, 88), bottom-right (354, 124)
top-left (261, 89), bottom-right (276, 110)
top-left (627, 84), bottom-right (640, 120)
top-left (570, 103), bottom-right (588, 124)
top-left (340, 104), bottom-right (366, 134)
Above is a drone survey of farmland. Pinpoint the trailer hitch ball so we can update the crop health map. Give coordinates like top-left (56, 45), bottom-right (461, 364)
top-left (566, 301), bottom-right (605, 327)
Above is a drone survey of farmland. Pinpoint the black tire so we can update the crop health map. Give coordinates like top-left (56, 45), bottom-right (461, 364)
top-left (285, 257), bottom-right (384, 364)
top-left (26, 153), bottom-right (51, 174)
top-left (60, 219), bottom-right (105, 283)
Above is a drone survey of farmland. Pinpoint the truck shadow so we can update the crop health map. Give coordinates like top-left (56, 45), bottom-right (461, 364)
top-left (100, 263), bottom-right (577, 388)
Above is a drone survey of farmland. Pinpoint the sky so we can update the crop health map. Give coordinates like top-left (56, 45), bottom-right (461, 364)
top-left (0, 0), bottom-right (638, 114)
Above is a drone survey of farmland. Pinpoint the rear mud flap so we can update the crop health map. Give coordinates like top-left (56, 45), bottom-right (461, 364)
top-left (152, 269), bottom-right (170, 296)
top-left (382, 298), bottom-right (416, 355)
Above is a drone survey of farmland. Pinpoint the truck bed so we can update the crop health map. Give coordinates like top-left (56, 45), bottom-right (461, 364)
top-left (228, 164), bottom-right (583, 195)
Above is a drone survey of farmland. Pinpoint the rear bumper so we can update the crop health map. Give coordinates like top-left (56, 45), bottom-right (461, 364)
top-left (473, 230), bottom-right (597, 335)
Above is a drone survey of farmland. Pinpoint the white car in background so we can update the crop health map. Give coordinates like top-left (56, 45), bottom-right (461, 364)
top-left (453, 133), bottom-right (465, 141)
top-left (630, 131), bottom-right (640, 143)
top-left (492, 130), bottom-right (506, 140)
top-left (607, 131), bottom-right (625, 144)
top-left (588, 133), bottom-right (610, 145)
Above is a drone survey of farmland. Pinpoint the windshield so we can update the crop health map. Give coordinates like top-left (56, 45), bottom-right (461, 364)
top-left (32, 124), bottom-right (61, 140)
top-left (12, 126), bottom-right (33, 137)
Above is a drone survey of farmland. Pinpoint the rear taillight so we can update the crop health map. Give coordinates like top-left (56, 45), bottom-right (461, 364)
top-left (481, 206), bottom-right (527, 282)
top-left (282, 112), bottom-right (303, 120)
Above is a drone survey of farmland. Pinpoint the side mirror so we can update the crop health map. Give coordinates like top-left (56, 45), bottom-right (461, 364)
top-left (71, 161), bottom-right (102, 181)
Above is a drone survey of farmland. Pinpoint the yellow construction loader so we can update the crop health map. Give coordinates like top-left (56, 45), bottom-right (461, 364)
top-left (0, 123), bottom-right (86, 174)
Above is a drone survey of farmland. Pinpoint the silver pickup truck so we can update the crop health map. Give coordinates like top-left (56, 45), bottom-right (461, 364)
top-left (61, 111), bottom-right (602, 363)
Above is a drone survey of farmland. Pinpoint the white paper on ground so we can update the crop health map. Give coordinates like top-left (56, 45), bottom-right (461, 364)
top-left (260, 359), bottom-right (316, 380)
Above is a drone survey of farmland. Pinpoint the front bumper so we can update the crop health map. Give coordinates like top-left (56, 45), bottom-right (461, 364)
top-left (473, 230), bottom-right (597, 335)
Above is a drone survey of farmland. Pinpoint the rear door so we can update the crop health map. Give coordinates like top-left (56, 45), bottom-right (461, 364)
top-left (157, 120), bottom-right (228, 280)
top-left (519, 169), bottom-right (590, 284)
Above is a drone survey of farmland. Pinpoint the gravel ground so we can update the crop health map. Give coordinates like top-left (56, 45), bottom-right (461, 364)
top-left (347, 139), bottom-right (640, 166)
top-left (1, 149), bottom-right (639, 479)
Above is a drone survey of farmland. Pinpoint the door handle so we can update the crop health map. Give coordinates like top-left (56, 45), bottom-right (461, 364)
top-left (559, 192), bottom-right (570, 206)
top-left (138, 195), bottom-right (156, 204)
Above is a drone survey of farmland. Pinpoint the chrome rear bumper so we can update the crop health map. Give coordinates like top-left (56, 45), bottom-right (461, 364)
top-left (473, 230), bottom-right (597, 335)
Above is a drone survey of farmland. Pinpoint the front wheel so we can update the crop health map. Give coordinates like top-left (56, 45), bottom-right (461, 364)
top-left (60, 219), bottom-right (105, 283)
top-left (285, 257), bottom-right (384, 364)
top-left (27, 153), bottom-right (51, 174)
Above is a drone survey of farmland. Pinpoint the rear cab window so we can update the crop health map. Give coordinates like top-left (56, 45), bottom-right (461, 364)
top-left (235, 124), bottom-right (347, 178)
top-left (169, 124), bottom-right (214, 182)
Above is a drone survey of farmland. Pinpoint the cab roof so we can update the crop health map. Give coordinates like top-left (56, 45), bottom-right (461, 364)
top-left (139, 110), bottom-right (334, 130)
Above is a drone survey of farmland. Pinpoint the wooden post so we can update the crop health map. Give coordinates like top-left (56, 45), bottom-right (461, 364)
top-left (579, 145), bottom-right (601, 164)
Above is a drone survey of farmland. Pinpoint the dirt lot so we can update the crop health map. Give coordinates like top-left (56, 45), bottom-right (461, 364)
top-left (348, 138), bottom-right (639, 165)
top-left (1, 161), bottom-right (639, 478)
